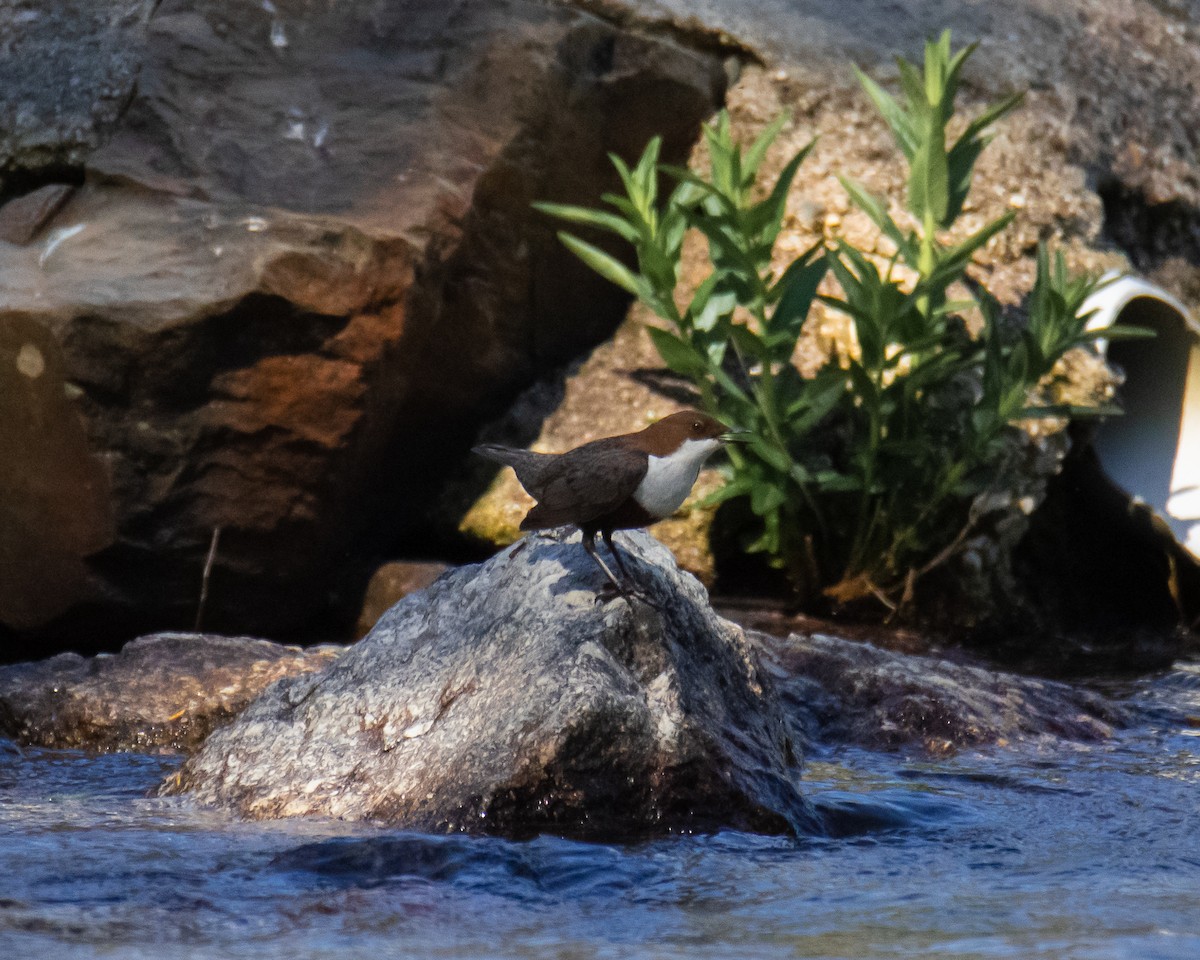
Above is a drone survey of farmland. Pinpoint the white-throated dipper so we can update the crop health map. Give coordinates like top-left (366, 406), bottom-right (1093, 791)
top-left (474, 411), bottom-right (737, 599)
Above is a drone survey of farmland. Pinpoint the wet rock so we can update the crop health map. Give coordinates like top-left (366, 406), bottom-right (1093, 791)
top-left (0, 632), bottom-right (341, 753)
top-left (0, 0), bottom-right (727, 648)
top-left (354, 560), bottom-right (450, 638)
top-left (757, 630), bottom-right (1128, 755)
top-left (162, 530), bottom-right (815, 839)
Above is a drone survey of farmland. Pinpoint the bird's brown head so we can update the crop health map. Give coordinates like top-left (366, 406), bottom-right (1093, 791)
top-left (635, 410), bottom-right (729, 456)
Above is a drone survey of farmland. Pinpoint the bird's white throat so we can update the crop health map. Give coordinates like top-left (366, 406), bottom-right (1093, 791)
top-left (633, 438), bottom-right (722, 518)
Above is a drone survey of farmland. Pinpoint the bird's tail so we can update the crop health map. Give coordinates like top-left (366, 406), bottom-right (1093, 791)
top-left (472, 444), bottom-right (556, 497)
top-left (471, 443), bottom-right (525, 467)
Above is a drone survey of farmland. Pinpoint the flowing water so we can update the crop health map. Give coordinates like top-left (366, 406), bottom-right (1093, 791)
top-left (3, 661), bottom-right (1200, 960)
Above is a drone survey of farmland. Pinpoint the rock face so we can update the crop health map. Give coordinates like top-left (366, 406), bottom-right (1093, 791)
top-left (0, 0), bottom-right (726, 646)
top-left (0, 632), bottom-right (341, 753)
top-left (756, 631), bottom-right (1128, 755)
top-left (162, 531), bottom-right (816, 839)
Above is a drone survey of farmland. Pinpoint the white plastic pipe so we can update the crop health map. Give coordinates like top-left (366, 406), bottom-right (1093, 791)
top-left (1082, 273), bottom-right (1200, 559)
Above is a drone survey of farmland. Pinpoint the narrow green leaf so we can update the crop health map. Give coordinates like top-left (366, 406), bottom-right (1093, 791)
top-left (909, 111), bottom-right (949, 225)
top-left (743, 111), bottom-right (791, 184)
top-left (532, 202), bottom-right (640, 243)
top-left (770, 250), bottom-right (827, 349)
top-left (751, 482), bottom-right (787, 514)
top-left (813, 470), bottom-right (864, 492)
top-left (697, 476), bottom-right (754, 508)
top-left (855, 67), bottom-right (918, 158)
top-left (1078, 325), bottom-right (1157, 342)
top-left (694, 285), bottom-right (738, 332)
top-left (786, 373), bottom-right (846, 434)
top-left (750, 436), bottom-right (792, 473)
top-left (633, 136), bottom-right (663, 205)
top-left (558, 232), bottom-right (642, 296)
top-left (608, 152), bottom-right (636, 201)
top-left (958, 91), bottom-right (1025, 146)
top-left (729, 323), bottom-right (769, 360)
top-left (838, 176), bottom-right (919, 261)
top-left (897, 58), bottom-right (927, 114)
top-left (747, 139), bottom-right (817, 244)
top-left (944, 137), bottom-right (985, 226)
top-left (645, 325), bottom-right (709, 378)
top-left (930, 211), bottom-right (1015, 281)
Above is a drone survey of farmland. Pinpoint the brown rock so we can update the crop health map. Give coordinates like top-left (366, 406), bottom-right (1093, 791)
top-left (0, 315), bottom-right (113, 631)
top-left (0, 184), bottom-right (76, 245)
top-left (0, 632), bottom-right (342, 753)
top-left (0, 0), bottom-right (726, 646)
top-left (355, 560), bottom-right (450, 638)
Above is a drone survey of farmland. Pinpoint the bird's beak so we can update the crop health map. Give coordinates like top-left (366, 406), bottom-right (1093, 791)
top-left (719, 431), bottom-right (753, 445)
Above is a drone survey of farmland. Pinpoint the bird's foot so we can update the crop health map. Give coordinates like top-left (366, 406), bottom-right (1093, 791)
top-left (594, 581), bottom-right (658, 608)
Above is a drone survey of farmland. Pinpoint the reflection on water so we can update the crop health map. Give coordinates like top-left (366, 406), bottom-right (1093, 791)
top-left (3, 663), bottom-right (1200, 959)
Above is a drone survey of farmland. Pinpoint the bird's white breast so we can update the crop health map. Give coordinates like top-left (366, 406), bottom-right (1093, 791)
top-left (633, 438), bottom-right (722, 519)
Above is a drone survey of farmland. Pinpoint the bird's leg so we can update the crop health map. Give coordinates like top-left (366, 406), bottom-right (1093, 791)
top-left (602, 530), bottom-right (637, 586)
top-left (582, 529), bottom-right (632, 602)
top-left (603, 530), bottom-right (656, 605)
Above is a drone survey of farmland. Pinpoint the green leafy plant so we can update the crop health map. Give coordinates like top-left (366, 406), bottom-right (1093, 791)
top-left (538, 31), bottom-right (1150, 612)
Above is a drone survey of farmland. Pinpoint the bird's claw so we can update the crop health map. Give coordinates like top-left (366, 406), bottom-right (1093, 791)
top-left (594, 581), bottom-right (657, 607)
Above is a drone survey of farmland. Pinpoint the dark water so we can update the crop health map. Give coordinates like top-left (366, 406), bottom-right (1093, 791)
top-left (3, 663), bottom-right (1200, 960)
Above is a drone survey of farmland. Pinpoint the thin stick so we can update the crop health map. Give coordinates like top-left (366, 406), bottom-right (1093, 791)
top-left (194, 527), bottom-right (222, 632)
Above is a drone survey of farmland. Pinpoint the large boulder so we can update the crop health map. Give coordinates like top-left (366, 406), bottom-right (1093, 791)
top-left (0, 632), bottom-right (340, 752)
top-left (161, 530), bottom-right (817, 839)
top-left (0, 0), bottom-right (727, 647)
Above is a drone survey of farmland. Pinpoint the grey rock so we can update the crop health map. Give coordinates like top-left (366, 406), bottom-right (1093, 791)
top-left (758, 631), bottom-right (1128, 754)
top-left (162, 531), bottom-right (817, 839)
top-left (0, 0), bottom-right (154, 179)
top-left (0, 632), bottom-right (342, 753)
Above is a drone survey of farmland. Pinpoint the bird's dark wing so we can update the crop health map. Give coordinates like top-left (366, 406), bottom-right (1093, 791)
top-left (519, 441), bottom-right (647, 530)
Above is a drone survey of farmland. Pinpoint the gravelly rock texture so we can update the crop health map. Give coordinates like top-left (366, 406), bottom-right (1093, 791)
top-left (162, 531), bottom-right (818, 839)
top-left (0, 632), bottom-right (341, 753)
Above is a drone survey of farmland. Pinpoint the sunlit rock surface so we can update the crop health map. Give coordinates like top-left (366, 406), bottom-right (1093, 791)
top-left (0, 632), bottom-right (341, 752)
top-left (162, 531), bottom-right (817, 839)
